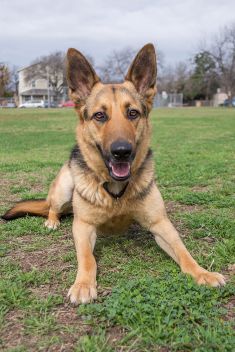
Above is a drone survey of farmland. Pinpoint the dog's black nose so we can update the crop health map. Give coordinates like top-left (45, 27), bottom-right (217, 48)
top-left (110, 140), bottom-right (132, 160)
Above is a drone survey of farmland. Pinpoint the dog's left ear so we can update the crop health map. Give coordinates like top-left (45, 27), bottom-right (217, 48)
top-left (67, 48), bottom-right (100, 103)
top-left (125, 43), bottom-right (157, 109)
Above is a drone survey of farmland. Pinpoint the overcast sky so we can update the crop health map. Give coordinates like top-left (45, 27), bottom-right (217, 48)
top-left (1, 0), bottom-right (234, 69)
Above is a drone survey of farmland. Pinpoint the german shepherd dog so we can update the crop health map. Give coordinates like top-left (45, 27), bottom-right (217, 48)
top-left (2, 44), bottom-right (225, 304)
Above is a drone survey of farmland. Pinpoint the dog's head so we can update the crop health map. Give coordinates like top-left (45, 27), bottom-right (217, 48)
top-left (67, 44), bottom-right (157, 181)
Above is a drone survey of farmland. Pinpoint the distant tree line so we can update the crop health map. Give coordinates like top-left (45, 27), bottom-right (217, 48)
top-left (1, 23), bottom-right (235, 103)
top-left (158, 23), bottom-right (235, 102)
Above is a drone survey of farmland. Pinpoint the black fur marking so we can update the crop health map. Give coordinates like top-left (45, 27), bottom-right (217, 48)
top-left (83, 108), bottom-right (89, 120)
top-left (101, 104), bottom-right (107, 112)
top-left (119, 87), bottom-right (136, 101)
top-left (141, 102), bottom-right (148, 117)
top-left (124, 103), bottom-right (131, 110)
top-left (103, 182), bottom-right (128, 199)
top-left (96, 143), bottom-right (105, 159)
top-left (75, 188), bottom-right (92, 204)
top-left (136, 148), bottom-right (153, 176)
top-left (2, 210), bottom-right (27, 220)
top-left (111, 86), bottom-right (116, 95)
top-left (121, 89), bottom-right (147, 118)
top-left (1, 199), bottom-right (46, 221)
top-left (69, 144), bottom-right (90, 171)
top-left (135, 178), bottom-right (155, 201)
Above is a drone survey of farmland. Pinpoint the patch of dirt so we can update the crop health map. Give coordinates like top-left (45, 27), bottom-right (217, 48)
top-left (227, 264), bottom-right (235, 274)
top-left (1, 306), bottom-right (133, 352)
top-left (222, 296), bottom-right (235, 323)
top-left (2, 235), bottom-right (34, 249)
top-left (14, 235), bottom-right (35, 244)
top-left (54, 303), bottom-right (79, 325)
top-left (0, 217), bottom-right (8, 226)
top-left (191, 185), bottom-right (210, 192)
top-left (44, 303), bottom-right (95, 352)
top-left (107, 325), bottom-right (170, 352)
top-left (223, 264), bottom-right (235, 284)
top-left (199, 236), bottom-right (216, 243)
top-left (30, 284), bottom-right (62, 299)
top-left (7, 241), bottom-right (73, 272)
top-left (0, 170), bottom-right (49, 208)
top-left (219, 265), bottom-right (235, 324)
top-left (165, 201), bottom-right (204, 238)
top-left (99, 286), bottom-right (113, 298)
top-left (107, 325), bottom-right (127, 347)
top-left (0, 304), bottom-right (93, 352)
top-left (166, 200), bottom-right (201, 214)
top-left (0, 176), bottom-right (19, 207)
top-left (0, 310), bottom-right (28, 351)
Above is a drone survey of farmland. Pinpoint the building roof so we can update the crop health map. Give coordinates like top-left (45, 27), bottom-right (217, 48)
top-left (21, 89), bottom-right (55, 96)
top-left (18, 62), bottom-right (41, 72)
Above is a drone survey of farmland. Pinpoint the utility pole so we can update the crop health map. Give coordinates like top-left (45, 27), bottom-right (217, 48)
top-left (47, 67), bottom-right (50, 108)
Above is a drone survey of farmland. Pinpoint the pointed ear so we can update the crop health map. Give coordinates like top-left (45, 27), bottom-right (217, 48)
top-left (66, 48), bottom-right (100, 102)
top-left (125, 44), bottom-right (157, 108)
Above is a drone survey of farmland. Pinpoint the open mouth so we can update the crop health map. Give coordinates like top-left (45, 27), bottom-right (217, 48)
top-left (95, 143), bottom-right (133, 181)
top-left (109, 161), bottom-right (131, 180)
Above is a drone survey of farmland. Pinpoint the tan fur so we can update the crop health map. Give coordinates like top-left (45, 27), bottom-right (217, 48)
top-left (2, 199), bottom-right (49, 220)
top-left (3, 44), bottom-right (225, 304)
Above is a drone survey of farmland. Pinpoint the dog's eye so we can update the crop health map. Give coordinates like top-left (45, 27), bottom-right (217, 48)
top-left (93, 112), bottom-right (107, 122)
top-left (127, 109), bottom-right (140, 120)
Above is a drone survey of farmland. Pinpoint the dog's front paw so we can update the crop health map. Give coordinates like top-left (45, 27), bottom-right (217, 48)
top-left (44, 219), bottom-right (60, 230)
top-left (195, 270), bottom-right (226, 287)
top-left (67, 282), bottom-right (97, 305)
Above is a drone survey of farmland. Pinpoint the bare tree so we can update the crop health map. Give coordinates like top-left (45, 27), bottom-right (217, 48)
top-left (24, 51), bottom-right (67, 99)
top-left (8, 65), bottom-right (19, 95)
top-left (158, 64), bottom-right (175, 93)
top-left (97, 47), bottom-right (136, 82)
top-left (0, 63), bottom-right (10, 96)
top-left (158, 61), bottom-right (192, 95)
top-left (98, 46), bottom-right (164, 83)
top-left (211, 23), bottom-right (235, 99)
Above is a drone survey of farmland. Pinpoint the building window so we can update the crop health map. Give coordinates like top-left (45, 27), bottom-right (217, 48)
top-left (31, 80), bottom-right (36, 88)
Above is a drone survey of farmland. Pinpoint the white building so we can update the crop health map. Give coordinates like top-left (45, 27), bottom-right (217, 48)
top-left (18, 64), bottom-right (56, 105)
top-left (213, 88), bottom-right (228, 107)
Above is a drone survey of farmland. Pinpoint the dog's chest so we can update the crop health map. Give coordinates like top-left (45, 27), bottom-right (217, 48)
top-left (97, 214), bottom-right (133, 235)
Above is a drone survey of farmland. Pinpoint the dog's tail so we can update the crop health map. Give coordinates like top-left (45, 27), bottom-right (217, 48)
top-left (2, 199), bottom-right (49, 220)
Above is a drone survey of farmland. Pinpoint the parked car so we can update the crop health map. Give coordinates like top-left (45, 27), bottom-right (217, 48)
top-left (0, 102), bottom-right (16, 108)
top-left (19, 100), bottom-right (45, 108)
top-left (44, 101), bottom-right (58, 108)
top-left (59, 100), bottom-right (75, 108)
top-left (222, 98), bottom-right (235, 107)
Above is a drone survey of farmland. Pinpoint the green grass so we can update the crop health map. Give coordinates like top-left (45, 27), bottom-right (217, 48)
top-left (0, 107), bottom-right (234, 351)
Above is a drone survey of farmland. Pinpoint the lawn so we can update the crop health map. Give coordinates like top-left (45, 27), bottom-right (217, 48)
top-left (0, 107), bottom-right (234, 351)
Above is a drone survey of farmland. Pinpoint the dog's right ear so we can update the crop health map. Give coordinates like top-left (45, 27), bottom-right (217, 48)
top-left (66, 48), bottom-right (100, 102)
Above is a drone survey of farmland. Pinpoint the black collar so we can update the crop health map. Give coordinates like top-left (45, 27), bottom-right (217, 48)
top-left (103, 182), bottom-right (129, 199)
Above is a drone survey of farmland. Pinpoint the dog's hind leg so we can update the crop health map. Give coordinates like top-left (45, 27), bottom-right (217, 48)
top-left (45, 163), bottom-right (74, 229)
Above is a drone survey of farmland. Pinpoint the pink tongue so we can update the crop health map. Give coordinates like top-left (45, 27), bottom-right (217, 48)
top-left (111, 162), bottom-right (130, 178)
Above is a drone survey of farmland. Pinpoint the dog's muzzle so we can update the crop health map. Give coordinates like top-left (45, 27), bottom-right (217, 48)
top-left (98, 140), bottom-right (135, 181)
top-left (108, 140), bottom-right (132, 180)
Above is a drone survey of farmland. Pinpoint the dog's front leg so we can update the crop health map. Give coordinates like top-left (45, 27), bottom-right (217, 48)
top-left (137, 185), bottom-right (225, 287)
top-left (68, 216), bottom-right (97, 304)
top-left (150, 217), bottom-right (225, 286)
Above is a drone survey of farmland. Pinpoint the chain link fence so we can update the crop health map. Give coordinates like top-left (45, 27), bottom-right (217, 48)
top-left (0, 97), bottom-right (17, 108)
top-left (2, 92), bottom-right (185, 109)
top-left (0, 96), bottom-right (69, 108)
top-left (154, 93), bottom-right (183, 108)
